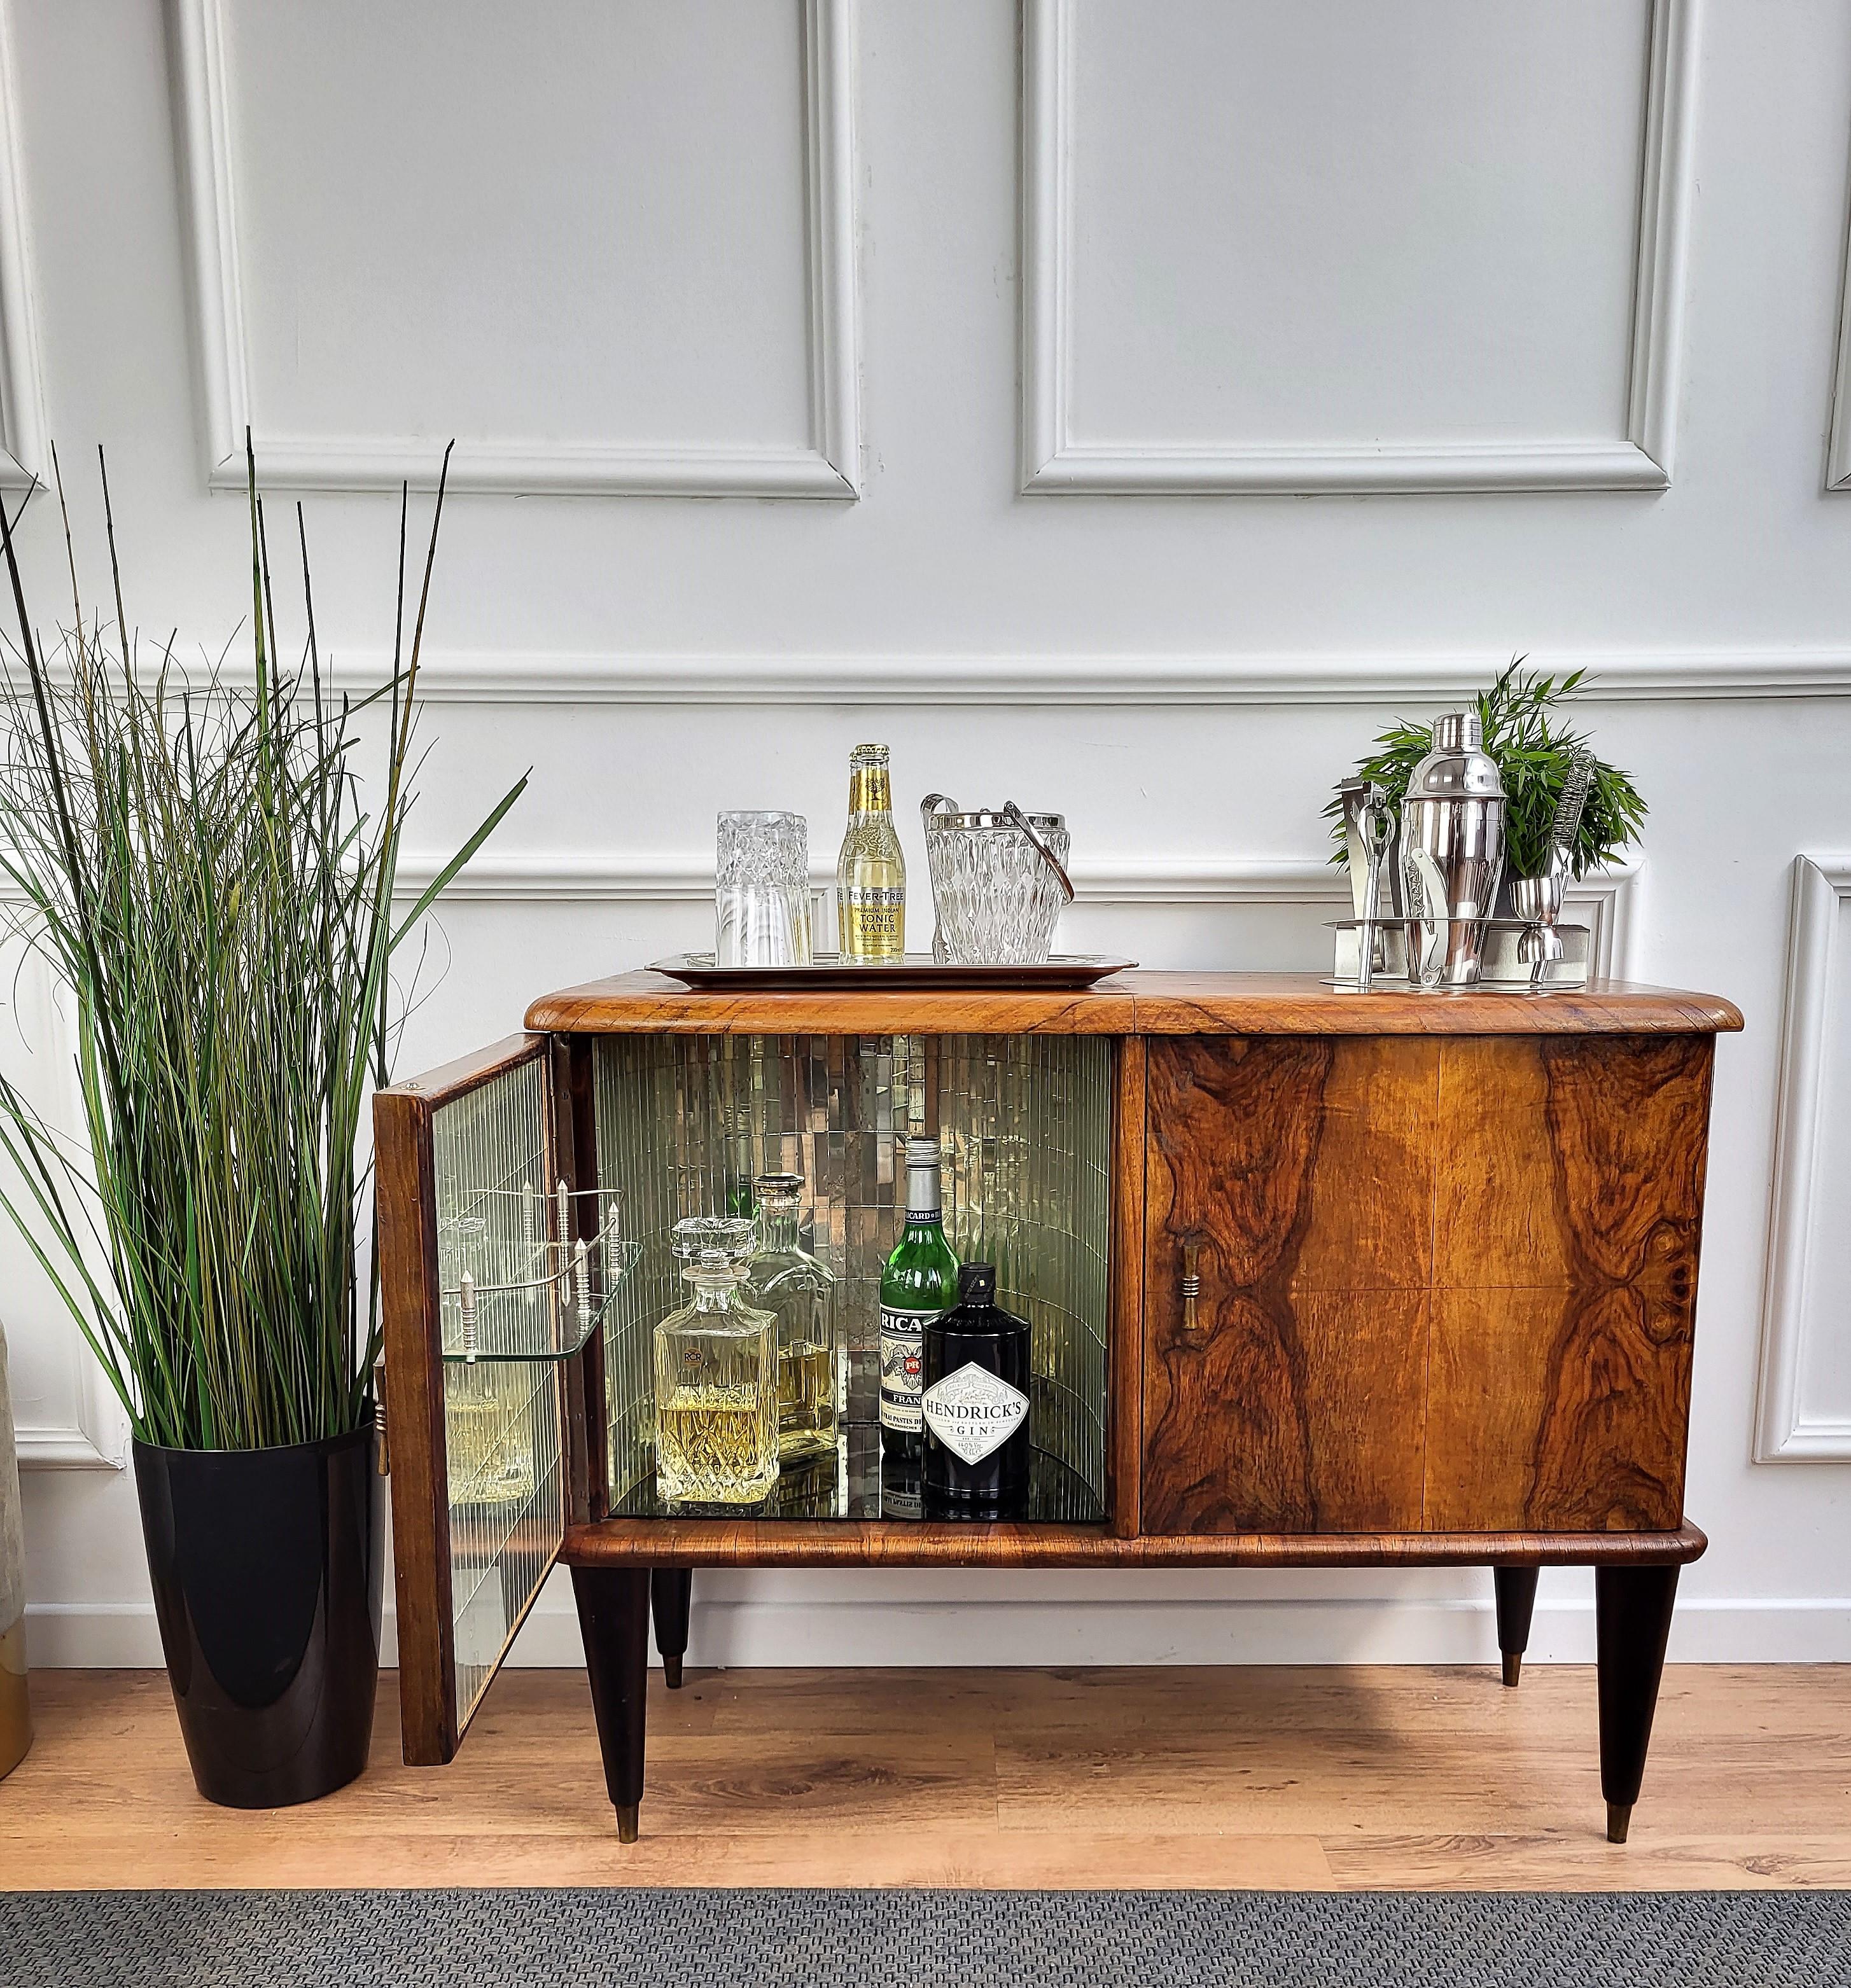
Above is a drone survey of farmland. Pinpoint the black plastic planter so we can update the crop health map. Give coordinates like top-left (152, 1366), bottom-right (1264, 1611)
top-left (133, 1415), bottom-right (382, 1808)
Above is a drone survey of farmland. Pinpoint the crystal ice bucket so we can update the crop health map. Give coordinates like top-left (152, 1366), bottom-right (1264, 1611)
top-left (921, 795), bottom-right (1074, 965)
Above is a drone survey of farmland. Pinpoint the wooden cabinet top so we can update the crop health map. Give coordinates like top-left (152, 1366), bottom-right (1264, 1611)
top-left (523, 970), bottom-right (1741, 1038)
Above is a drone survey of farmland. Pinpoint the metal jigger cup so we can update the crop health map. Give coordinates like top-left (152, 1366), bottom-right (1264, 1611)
top-left (1512, 871), bottom-right (1566, 988)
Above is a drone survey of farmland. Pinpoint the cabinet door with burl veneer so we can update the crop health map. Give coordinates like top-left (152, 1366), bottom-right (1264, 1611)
top-left (1141, 1035), bottom-right (1439, 1534)
top-left (1140, 1029), bottom-right (1713, 1541)
top-left (1422, 1034), bottom-right (1712, 1533)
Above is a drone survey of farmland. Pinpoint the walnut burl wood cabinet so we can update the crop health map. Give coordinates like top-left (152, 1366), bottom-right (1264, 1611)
top-left (377, 971), bottom-right (1739, 1846)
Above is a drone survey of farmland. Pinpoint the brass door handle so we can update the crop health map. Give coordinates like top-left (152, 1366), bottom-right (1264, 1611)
top-left (1181, 1241), bottom-right (1202, 1333)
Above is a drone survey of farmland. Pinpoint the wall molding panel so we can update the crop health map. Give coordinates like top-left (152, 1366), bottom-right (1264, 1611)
top-left (1566, 865), bottom-right (1638, 981)
top-left (0, 0), bottom-right (45, 486)
top-left (395, 854), bottom-right (1381, 907)
top-left (1754, 855), bottom-right (1851, 1462)
top-left (1826, 186), bottom-right (1851, 490)
top-left (1020, 0), bottom-right (1698, 495)
top-left (6, 966), bottom-right (129, 1472)
top-left (396, 852), bottom-right (1638, 980)
top-left (15, 1345), bottom-right (127, 1471)
top-left (319, 648), bottom-right (1851, 707)
top-left (34, 645), bottom-right (1851, 706)
top-left (171, 0), bottom-right (862, 497)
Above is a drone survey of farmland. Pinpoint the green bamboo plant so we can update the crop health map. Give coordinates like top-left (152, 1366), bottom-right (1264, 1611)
top-left (1325, 660), bottom-right (1647, 882)
top-left (0, 441), bottom-right (526, 1450)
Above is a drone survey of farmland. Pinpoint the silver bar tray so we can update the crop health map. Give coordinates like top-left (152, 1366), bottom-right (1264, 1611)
top-left (649, 952), bottom-right (1136, 991)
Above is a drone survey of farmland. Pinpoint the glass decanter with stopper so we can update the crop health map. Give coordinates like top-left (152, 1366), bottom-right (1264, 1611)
top-left (653, 1217), bottom-right (779, 1507)
top-left (742, 1172), bottom-right (840, 1466)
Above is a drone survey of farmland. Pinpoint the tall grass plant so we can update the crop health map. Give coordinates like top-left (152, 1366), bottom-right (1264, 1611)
top-left (0, 441), bottom-right (523, 1449)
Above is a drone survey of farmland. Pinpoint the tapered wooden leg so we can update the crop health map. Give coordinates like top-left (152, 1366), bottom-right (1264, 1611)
top-left (1595, 1564), bottom-right (1679, 1845)
top-left (651, 1566), bottom-right (693, 1690)
top-left (1493, 1565), bottom-right (1539, 1688)
top-left (571, 1566), bottom-right (650, 1842)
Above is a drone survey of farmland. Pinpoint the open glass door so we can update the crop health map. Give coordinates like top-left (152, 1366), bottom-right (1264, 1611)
top-left (377, 1034), bottom-right (625, 1763)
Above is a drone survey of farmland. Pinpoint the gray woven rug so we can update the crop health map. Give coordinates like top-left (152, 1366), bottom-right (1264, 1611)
top-left (2, 1889), bottom-right (1847, 1988)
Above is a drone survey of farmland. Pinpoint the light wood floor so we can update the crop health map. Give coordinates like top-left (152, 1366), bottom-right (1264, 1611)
top-left (3, 1665), bottom-right (1849, 1891)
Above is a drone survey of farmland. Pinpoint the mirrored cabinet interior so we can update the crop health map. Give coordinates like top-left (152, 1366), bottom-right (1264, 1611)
top-left (592, 1032), bottom-right (1111, 1524)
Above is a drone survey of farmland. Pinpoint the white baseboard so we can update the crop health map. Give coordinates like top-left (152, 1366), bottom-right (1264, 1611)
top-left (26, 1595), bottom-right (1851, 1670)
top-left (23, 1604), bottom-right (166, 1669)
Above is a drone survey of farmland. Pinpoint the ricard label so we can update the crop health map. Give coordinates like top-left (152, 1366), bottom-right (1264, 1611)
top-left (879, 1305), bottom-right (932, 1433)
top-left (921, 1361), bottom-right (1029, 1466)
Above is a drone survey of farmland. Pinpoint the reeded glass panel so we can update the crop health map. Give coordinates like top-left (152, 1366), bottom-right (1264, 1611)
top-left (594, 1034), bottom-right (1111, 1523)
top-left (430, 1052), bottom-right (565, 1728)
top-left (939, 1037), bottom-right (1112, 1513)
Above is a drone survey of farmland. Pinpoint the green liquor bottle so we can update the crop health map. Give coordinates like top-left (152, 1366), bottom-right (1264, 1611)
top-left (879, 1136), bottom-right (959, 1472)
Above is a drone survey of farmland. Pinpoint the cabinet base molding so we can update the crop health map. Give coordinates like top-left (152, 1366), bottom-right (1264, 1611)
top-left (561, 1520), bottom-right (1707, 1571)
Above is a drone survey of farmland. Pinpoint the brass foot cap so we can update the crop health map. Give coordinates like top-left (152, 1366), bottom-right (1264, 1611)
top-left (1500, 1651), bottom-right (1523, 1688)
top-left (1606, 1802), bottom-right (1632, 1845)
top-left (664, 1655), bottom-right (683, 1690)
top-left (617, 1803), bottom-right (640, 1845)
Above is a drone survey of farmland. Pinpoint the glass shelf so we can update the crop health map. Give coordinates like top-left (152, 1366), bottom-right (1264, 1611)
top-left (439, 1237), bottom-right (641, 1364)
top-left (611, 1422), bottom-right (1105, 1524)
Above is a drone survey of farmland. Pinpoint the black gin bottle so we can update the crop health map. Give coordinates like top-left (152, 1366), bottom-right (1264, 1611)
top-left (921, 1263), bottom-right (1030, 1519)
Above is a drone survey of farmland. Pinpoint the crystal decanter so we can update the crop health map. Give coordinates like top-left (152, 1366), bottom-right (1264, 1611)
top-left (653, 1217), bottom-right (779, 1506)
top-left (742, 1173), bottom-right (840, 1466)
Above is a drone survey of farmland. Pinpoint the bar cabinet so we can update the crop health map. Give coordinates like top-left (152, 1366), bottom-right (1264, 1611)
top-left (376, 970), bottom-right (1740, 1844)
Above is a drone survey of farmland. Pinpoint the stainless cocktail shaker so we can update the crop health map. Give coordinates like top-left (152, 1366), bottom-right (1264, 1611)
top-left (1400, 711), bottom-right (1505, 987)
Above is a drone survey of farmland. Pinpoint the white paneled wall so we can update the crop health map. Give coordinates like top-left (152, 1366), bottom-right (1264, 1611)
top-left (1755, 857), bottom-right (1851, 1462)
top-left (0, 940), bottom-right (125, 1473)
top-left (1024, 0), bottom-right (1694, 491)
top-left (9, 0), bottom-right (1851, 1667)
top-left (173, 0), bottom-right (859, 494)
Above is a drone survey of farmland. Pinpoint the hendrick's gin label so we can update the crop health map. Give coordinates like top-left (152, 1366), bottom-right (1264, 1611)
top-left (921, 1262), bottom-right (1031, 1519)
